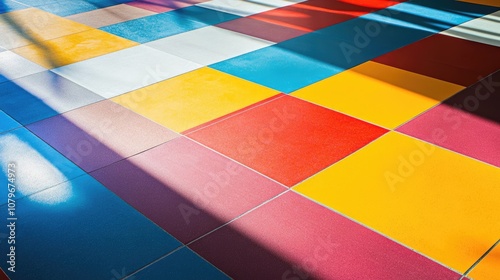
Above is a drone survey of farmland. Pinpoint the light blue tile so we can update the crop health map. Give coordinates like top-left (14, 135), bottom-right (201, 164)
top-left (0, 110), bottom-right (20, 133)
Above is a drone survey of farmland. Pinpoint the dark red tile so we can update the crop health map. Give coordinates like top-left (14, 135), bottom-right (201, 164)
top-left (26, 100), bottom-right (177, 172)
top-left (374, 34), bottom-right (500, 87)
top-left (190, 192), bottom-right (461, 280)
top-left (186, 95), bottom-right (387, 187)
top-left (91, 137), bottom-right (285, 243)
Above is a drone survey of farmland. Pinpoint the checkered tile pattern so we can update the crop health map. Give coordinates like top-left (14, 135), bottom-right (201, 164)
top-left (0, 0), bottom-right (499, 279)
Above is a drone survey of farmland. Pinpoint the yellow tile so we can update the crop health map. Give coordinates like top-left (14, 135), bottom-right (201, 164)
top-left (460, 0), bottom-right (500, 7)
top-left (112, 67), bottom-right (279, 132)
top-left (469, 242), bottom-right (500, 280)
top-left (291, 61), bottom-right (464, 129)
top-left (293, 132), bottom-right (500, 273)
top-left (12, 29), bottom-right (138, 68)
top-left (0, 8), bottom-right (91, 49)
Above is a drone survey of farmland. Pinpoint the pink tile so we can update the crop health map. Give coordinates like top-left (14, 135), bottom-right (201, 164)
top-left (91, 137), bottom-right (285, 243)
top-left (27, 100), bottom-right (177, 172)
top-left (190, 192), bottom-right (460, 279)
top-left (398, 71), bottom-right (500, 167)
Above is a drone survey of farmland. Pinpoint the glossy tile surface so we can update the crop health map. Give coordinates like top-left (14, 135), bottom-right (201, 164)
top-left (0, 174), bottom-right (181, 280)
top-left (187, 95), bottom-right (387, 186)
top-left (112, 67), bottom-right (279, 132)
top-left (146, 26), bottom-right (273, 65)
top-left (27, 100), bottom-right (178, 172)
top-left (91, 137), bottom-right (285, 243)
top-left (441, 10), bottom-right (500, 47)
top-left (52, 45), bottom-right (202, 98)
top-left (190, 192), bottom-right (462, 280)
top-left (292, 61), bottom-right (465, 129)
top-left (294, 132), bottom-right (500, 273)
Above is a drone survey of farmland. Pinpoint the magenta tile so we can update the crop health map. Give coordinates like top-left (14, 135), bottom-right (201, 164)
top-left (190, 192), bottom-right (460, 279)
top-left (216, 17), bottom-right (308, 43)
top-left (90, 136), bottom-right (285, 243)
top-left (27, 100), bottom-right (177, 172)
top-left (398, 71), bottom-right (500, 167)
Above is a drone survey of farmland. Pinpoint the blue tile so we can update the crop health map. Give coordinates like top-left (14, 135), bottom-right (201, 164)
top-left (0, 110), bottom-right (20, 133)
top-left (210, 46), bottom-right (343, 93)
top-left (0, 71), bottom-right (103, 125)
top-left (35, 0), bottom-right (129, 16)
top-left (0, 128), bottom-right (85, 203)
top-left (0, 0), bottom-right (27, 14)
top-left (0, 174), bottom-right (181, 280)
top-left (133, 248), bottom-right (229, 280)
top-left (100, 6), bottom-right (239, 43)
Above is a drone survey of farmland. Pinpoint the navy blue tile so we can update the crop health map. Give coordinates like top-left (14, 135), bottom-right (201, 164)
top-left (0, 174), bottom-right (181, 280)
top-left (100, 6), bottom-right (239, 43)
top-left (133, 248), bottom-right (229, 280)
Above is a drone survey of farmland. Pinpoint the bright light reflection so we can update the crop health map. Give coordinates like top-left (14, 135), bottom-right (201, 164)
top-left (0, 134), bottom-right (72, 205)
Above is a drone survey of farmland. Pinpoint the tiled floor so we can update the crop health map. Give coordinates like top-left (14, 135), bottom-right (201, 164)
top-left (0, 0), bottom-right (499, 279)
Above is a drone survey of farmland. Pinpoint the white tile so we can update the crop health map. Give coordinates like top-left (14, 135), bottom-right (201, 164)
top-left (65, 4), bottom-right (156, 28)
top-left (0, 51), bottom-right (46, 84)
top-left (52, 45), bottom-right (203, 98)
top-left (197, 0), bottom-right (305, 17)
top-left (441, 10), bottom-right (500, 47)
top-left (146, 26), bottom-right (274, 65)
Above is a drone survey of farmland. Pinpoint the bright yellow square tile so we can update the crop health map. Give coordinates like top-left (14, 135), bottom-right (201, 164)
top-left (469, 242), bottom-right (500, 280)
top-left (291, 61), bottom-right (464, 129)
top-left (0, 8), bottom-right (91, 49)
top-left (112, 67), bottom-right (280, 132)
top-left (460, 0), bottom-right (500, 7)
top-left (293, 131), bottom-right (500, 273)
top-left (12, 29), bottom-right (138, 68)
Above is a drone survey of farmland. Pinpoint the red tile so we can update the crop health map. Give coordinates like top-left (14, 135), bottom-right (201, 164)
top-left (91, 137), bottom-right (285, 243)
top-left (374, 34), bottom-right (500, 87)
top-left (249, 0), bottom-right (402, 32)
top-left (26, 100), bottom-right (177, 172)
top-left (190, 192), bottom-right (461, 280)
top-left (216, 17), bottom-right (308, 43)
top-left (186, 95), bottom-right (387, 187)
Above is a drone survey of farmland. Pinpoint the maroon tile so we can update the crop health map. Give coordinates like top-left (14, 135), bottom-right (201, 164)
top-left (190, 192), bottom-right (461, 280)
top-left (27, 100), bottom-right (177, 172)
top-left (374, 34), bottom-right (500, 87)
top-left (91, 136), bottom-right (285, 243)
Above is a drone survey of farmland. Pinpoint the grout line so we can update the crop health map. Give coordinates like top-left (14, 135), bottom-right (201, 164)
top-left (459, 239), bottom-right (500, 280)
